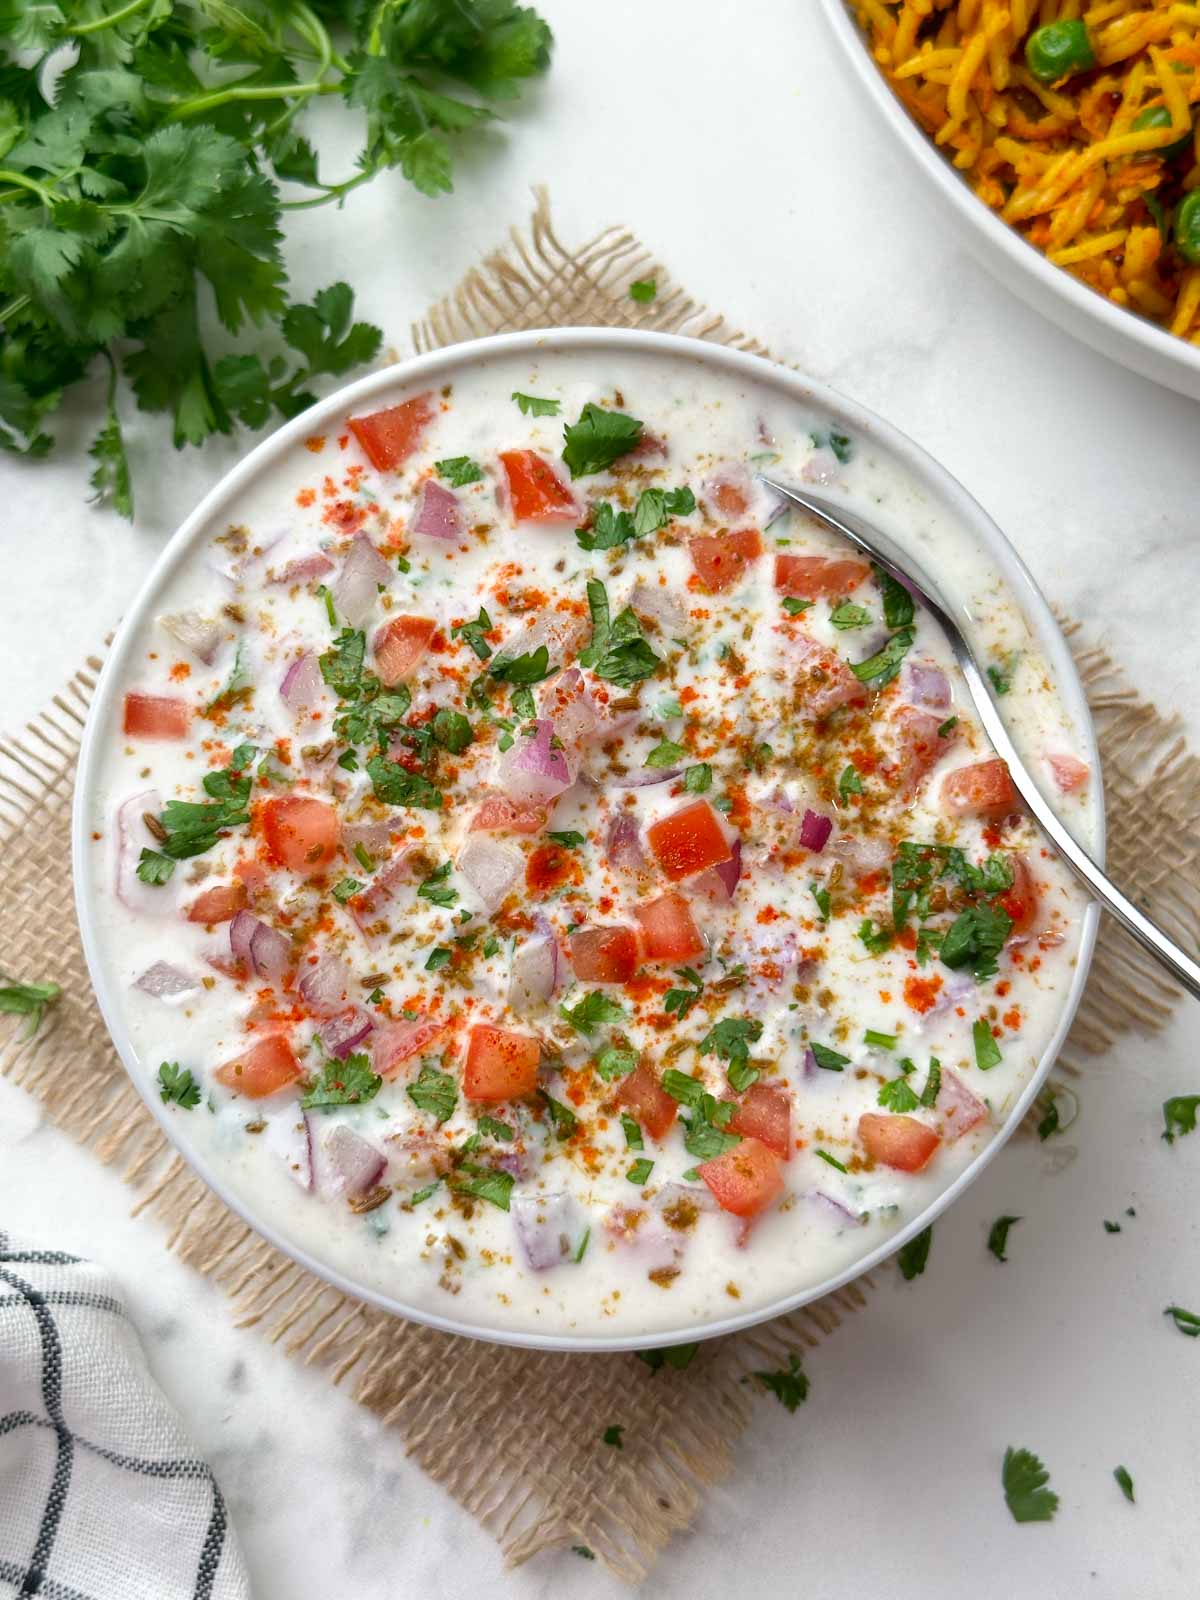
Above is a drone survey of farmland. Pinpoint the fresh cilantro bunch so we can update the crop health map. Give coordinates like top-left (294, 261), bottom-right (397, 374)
top-left (0, 0), bottom-right (554, 515)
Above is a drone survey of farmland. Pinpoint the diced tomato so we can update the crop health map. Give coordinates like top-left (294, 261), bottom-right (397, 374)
top-left (998, 851), bottom-right (1040, 936)
top-left (646, 800), bottom-right (733, 882)
top-left (373, 615), bottom-right (435, 686)
top-left (941, 758), bottom-right (1019, 820)
top-left (698, 1137), bottom-right (784, 1218)
top-left (122, 692), bottom-right (190, 740)
top-left (858, 1112), bottom-right (940, 1173)
top-left (186, 882), bottom-right (247, 924)
top-left (728, 1083), bottom-right (791, 1160)
top-left (347, 394), bottom-right (435, 472)
top-left (372, 1016), bottom-right (450, 1079)
top-left (688, 528), bottom-right (764, 593)
top-left (615, 1063), bottom-right (677, 1141)
top-left (1048, 752), bottom-right (1089, 793)
top-left (569, 925), bottom-right (640, 984)
top-left (215, 1034), bottom-right (302, 1099)
top-left (261, 795), bottom-right (341, 875)
top-left (790, 633), bottom-right (869, 719)
top-left (469, 796), bottom-right (548, 834)
top-left (499, 450), bottom-right (578, 522)
top-left (634, 892), bottom-right (706, 963)
top-left (774, 554), bottom-right (870, 597)
top-left (463, 1024), bottom-right (540, 1102)
top-left (889, 705), bottom-right (954, 798)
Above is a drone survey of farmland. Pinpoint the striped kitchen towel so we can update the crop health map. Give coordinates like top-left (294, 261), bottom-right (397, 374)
top-left (0, 1232), bottom-right (248, 1600)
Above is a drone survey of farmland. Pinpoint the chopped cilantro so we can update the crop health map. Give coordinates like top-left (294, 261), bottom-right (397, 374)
top-left (973, 1019), bottom-right (1002, 1071)
top-left (406, 1065), bottom-right (457, 1124)
top-left (858, 919), bottom-right (892, 956)
top-left (811, 429), bottom-right (853, 464)
top-left (874, 563), bottom-right (915, 630)
top-left (1164, 1305), bottom-right (1200, 1337)
top-left (1003, 1447), bottom-right (1058, 1523)
top-left (136, 849), bottom-right (175, 887)
top-left (319, 628), bottom-right (367, 697)
top-left (811, 1042), bottom-right (849, 1072)
top-left (153, 768), bottom-right (252, 861)
top-left (920, 1058), bottom-right (942, 1108)
top-left (1104, 1219), bottom-right (1122, 1234)
top-left (432, 709), bottom-right (474, 754)
top-left (451, 1163), bottom-right (514, 1210)
top-left (548, 830), bottom-right (586, 847)
top-left (864, 1028), bottom-right (896, 1050)
top-left (988, 659), bottom-right (1016, 696)
top-left (938, 716), bottom-right (959, 737)
top-left (560, 991), bottom-right (626, 1034)
top-left (664, 968), bottom-right (704, 1020)
top-left (726, 1058), bottom-right (760, 1094)
top-left (417, 861), bottom-right (457, 908)
top-left (301, 1052), bottom-right (382, 1110)
top-left (661, 1069), bottom-right (706, 1107)
top-left (539, 1088), bottom-right (577, 1139)
top-left (851, 627), bottom-right (914, 687)
top-left (838, 763), bottom-right (863, 800)
top-left (898, 1225), bottom-right (932, 1280)
top-left (602, 1423), bottom-right (625, 1450)
top-left (781, 596), bottom-right (813, 616)
top-left (595, 1046), bottom-right (638, 1081)
top-left (815, 1149), bottom-right (847, 1173)
top-left (435, 456), bottom-right (482, 486)
top-left (452, 607), bottom-right (493, 662)
top-left (620, 1113), bottom-right (644, 1150)
top-left (1162, 1095), bottom-right (1200, 1143)
top-left (482, 936), bottom-right (500, 959)
top-left (878, 1077), bottom-right (920, 1113)
top-left (366, 756), bottom-right (443, 810)
top-left (636, 1342), bottom-right (698, 1372)
top-left (684, 763), bottom-right (713, 793)
top-left (157, 1061), bottom-right (200, 1109)
top-left (750, 1353), bottom-right (808, 1412)
top-left (476, 1116), bottom-right (513, 1143)
top-left (939, 902), bottom-right (1013, 981)
top-left (511, 391), bottom-right (560, 417)
top-left (489, 645), bottom-right (554, 686)
top-left (987, 1215), bottom-right (1021, 1262)
top-left (424, 947), bottom-right (451, 972)
top-left (626, 1158), bottom-right (654, 1185)
top-left (645, 739), bottom-right (686, 768)
top-left (1113, 1466), bottom-right (1135, 1504)
top-left (572, 1546), bottom-right (596, 1560)
top-left (629, 278), bottom-right (657, 303)
top-left (810, 882), bottom-right (831, 922)
top-left (699, 1017), bottom-right (762, 1066)
top-left (562, 402), bottom-right (643, 478)
top-left (829, 601), bottom-right (872, 630)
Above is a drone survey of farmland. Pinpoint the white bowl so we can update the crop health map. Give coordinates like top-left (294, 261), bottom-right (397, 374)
top-left (72, 328), bottom-right (1102, 1352)
top-left (819, 0), bottom-right (1200, 401)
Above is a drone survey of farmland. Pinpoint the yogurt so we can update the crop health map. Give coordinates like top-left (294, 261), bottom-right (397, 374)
top-left (84, 347), bottom-right (1094, 1339)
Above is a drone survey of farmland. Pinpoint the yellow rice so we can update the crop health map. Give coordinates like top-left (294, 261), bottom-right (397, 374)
top-left (851, 0), bottom-right (1200, 340)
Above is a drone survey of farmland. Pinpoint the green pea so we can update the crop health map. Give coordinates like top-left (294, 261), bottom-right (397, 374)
top-left (1176, 190), bottom-right (1200, 265)
top-left (1132, 104), bottom-right (1193, 161)
top-left (1024, 20), bottom-right (1096, 85)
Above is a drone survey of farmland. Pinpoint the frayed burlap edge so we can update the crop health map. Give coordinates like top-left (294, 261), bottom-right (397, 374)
top-left (2, 194), bottom-right (1196, 1582)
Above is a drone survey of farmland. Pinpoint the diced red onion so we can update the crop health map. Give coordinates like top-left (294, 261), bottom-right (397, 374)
top-left (656, 1182), bottom-right (717, 1215)
top-left (602, 1205), bottom-right (678, 1272)
top-left (803, 1047), bottom-right (818, 1078)
top-left (279, 651), bottom-right (324, 716)
top-left (935, 1068), bottom-right (989, 1140)
top-left (613, 766), bottom-right (681, 789)
top-left (497, 1145), bottom-right (534, 1182)
top-left (713, 837), bottom-right (742, 898)
top-left (133, 961), bottom-right (198, 1001)
top-left (629, 581), bottom-right (688, 636)
top-left (341, 818), bottom-right (393, 856)
top-left (116, 791), bottom-right (178, 917)
top-left (496, 719), bottom-right (573, 805)
top-left (509, 935), bottom-right (560, 1015)
top-left (371, 1015), bottom-right (448, 1078)
top-left (457, 837), bottom-right (523, 912)
top-left (512, 1192), bottom-right (588, 1270)
top-left (799, 809), bottom-right (833, 853)
top-left (321, 1124), bottom-right (387, 1197)
top-left (349, 852), bottom-right (414, 943)
top-left (542, 667), bottom-right (598, 752)
top-left (802, 448), bottom-right (839, 486)
top-left (229, 910), bottom-right (292, 981)
top-left (318, 1006), bottom-right (375, 1059)
top-left (158, 609), bottom-right (222, 665)
top-left (266, 1109), bottom-right (314, 1191)
top-left (332, 533), bottom-right (393, 627)
top-left (298, 955), bottom-right (355, 1015)
top-left (807, 1190), bottom-right (865, 1226)
top-left (270, 552), bottom-right (333, 585)
top-left (606, 812), bottom-right (645, 870)
top-left (412, 478), bottom-right (462, 542)
top-left (903, 660), bottom-right (951, 710)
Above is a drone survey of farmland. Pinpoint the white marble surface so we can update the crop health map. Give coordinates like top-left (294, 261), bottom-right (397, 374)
top-left (3, 2), bottom-right (1199, 1595)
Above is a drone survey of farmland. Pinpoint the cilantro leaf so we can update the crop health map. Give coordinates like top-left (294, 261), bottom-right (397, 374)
top-left (1113, 1465), bottom-right (1135, 1504)
top-left (512, 391), bottom-right (560, 416)
top-left (450, 1163), bottom-right (514, 1210)
top-left (1164, 1305), bottom-right (1200, 1337)
top-left (684, 763), bottom-right (712, 793)
top-left (560, 991), bottom-right (626, 1034)
top-left (489, 644), bottom-right (553, 685)
top-left (636, 1342), bottom-right (698, 1372)
top-left (366, 756), bottom-right (443, 810)
top-left (1162, 1095), bottom-right (1200, 1144)
top-left (452, 607), bottom-right (493, 661)
top-left (406, 1064), bottom-right (457, 1124)
top-left (987, 1215), bottom-right (1021, 1262)
top-left (874, 563), bottom-right (915, 630)
top-left (829, 600), bottom-right (871, 630)
top-left (663, 968), bottom-right (704, 1020)
top-left (301, 1052), bottom-right (382, 1110)
top-left (157, 1060), bottom-right (200, 1109)
top-left (1002, 1447), bottom-right (1059, 1524)
top-left (810, 1042), bottom-right (849, 1072)
top-left (562, 402), bottom-right (643, 478)
top-left (898, 1225), bottom-right (932, 1281)
top-left (973, 1019), bottom-right (1002, 1071)
top-left (136, 848), bottom-right (175, 886)
top-left (699, 1017), bottom-right (762, 1065)
top-left (850, 628), bottom-right (915, 687)
top-left (645, 739), bottom-right (686, 769)
top-left (940, 902), bottom-right (1013, 980)
top-left (629, 279), bottom-right (657, 303)
top-left (878, 1076), bottom-right (920, 1113)
top-left (595, 1046), bottom-right (637, 1081)
top-left (155, 768), bottom-right (251, 860)
top-left (435, 455), bottom-right (482, 486)
top-left (750, 1353), bottom-right (808, 1412)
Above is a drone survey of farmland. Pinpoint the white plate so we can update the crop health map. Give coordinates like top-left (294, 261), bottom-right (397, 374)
top-left (72, 328), bottom-right (1102, 1352)
top-left (819, 0), bottom-right (1200, 401)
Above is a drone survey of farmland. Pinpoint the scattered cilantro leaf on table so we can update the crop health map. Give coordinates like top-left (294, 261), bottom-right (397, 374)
top-left (987, 1215), bottom-right (1021, 1262)
top-left (748, 1353), bottom-right (809, 1413)
top-left (0, 978), bottom-right (62, 1037)
top-left (1002, 1447), bottom-right (1058, 1523)
top-left (897, 1225), bottom-right (932, 1281)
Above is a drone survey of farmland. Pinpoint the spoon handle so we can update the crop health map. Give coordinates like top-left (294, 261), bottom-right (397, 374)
top-left (758, 477), bottom-right (1200, 1001)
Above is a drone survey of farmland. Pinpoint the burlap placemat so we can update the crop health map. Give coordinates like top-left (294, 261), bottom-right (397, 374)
top-left (3, 193), bottom-right (1197, 1582)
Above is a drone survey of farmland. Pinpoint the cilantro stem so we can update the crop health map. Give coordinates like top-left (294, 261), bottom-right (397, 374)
top-left (167, 79), bottom-right (340, 123)
top-left (280, 167), bottom-right (379, 211)
top-left (69, 0), bottom-right (157, 34)
top-left (0, 170), bottom-right (55, 207)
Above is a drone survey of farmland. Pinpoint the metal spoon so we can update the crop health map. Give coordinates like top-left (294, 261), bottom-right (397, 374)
top-left (758, 474), bottom-right (1200, 1001)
